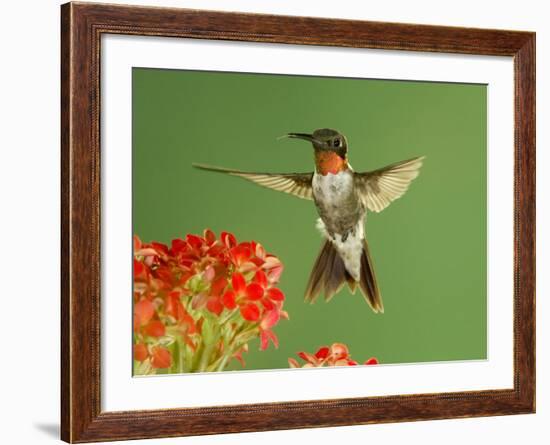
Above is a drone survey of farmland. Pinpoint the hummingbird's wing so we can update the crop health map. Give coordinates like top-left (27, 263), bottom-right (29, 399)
top-left (193, 163), bottom-right (314, 200)
top-left (354, 156), bottom-right (425, 213)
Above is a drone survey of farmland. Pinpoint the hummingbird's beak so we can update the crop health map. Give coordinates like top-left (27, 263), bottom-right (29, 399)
top-left (279, 133), bottom-right (320, 144)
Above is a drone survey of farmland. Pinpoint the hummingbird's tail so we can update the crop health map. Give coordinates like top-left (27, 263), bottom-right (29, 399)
top-left (304, 238), bottom-right (384, 313)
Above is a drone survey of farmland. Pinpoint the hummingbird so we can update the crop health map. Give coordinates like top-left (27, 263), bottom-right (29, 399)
top-left (193, 129), bottom-right (424, 313)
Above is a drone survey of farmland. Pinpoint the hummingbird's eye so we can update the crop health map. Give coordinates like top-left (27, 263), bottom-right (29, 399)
top-left (333, 139), bottom-right (340, 148)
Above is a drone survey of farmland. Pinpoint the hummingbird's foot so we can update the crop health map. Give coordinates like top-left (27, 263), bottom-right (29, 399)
top-left (341, 227), bottom-right (356, 242)
top-left (328, 229), bottom-right (353, 243)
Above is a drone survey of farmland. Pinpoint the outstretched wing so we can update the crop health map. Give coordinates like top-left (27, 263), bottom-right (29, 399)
top-left (354, 156), bottom-right (425, 213)
top-left (193, 163), bottom-right (314, 200)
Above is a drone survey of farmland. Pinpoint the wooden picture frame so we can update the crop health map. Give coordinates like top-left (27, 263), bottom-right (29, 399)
top-left (61, 2), bottom-right (535, 442)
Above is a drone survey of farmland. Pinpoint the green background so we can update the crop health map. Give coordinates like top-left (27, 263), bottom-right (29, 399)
top-left (133, 68), bottom-right (487, 371)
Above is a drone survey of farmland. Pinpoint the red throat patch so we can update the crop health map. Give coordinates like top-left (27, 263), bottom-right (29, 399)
top-left (315, 151), bottom-right (348, 175)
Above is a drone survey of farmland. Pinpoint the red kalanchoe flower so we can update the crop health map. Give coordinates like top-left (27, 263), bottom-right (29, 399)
top-left (133, 229), bottom-right (287, 375)
top-left (289, 343), bottom-right (378, 368)
top-left (226, 270), bottom-right (286, 325)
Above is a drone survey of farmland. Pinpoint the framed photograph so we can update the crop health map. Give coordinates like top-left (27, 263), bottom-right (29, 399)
top-left (61, 2), bottom-right (535, 442)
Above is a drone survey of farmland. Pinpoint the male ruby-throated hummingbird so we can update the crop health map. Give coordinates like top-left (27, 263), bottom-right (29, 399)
top-left (193, 129), bottom-right (424, 313)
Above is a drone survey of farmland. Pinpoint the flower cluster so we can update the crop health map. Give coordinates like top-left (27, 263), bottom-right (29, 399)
top-left (288, 343), bottom-right (379, 368)
top-left (133, 229), bottom-right (287, 374)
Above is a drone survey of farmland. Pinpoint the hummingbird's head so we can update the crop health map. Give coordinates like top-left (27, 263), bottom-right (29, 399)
top-left (283, 128), bottom-right (348, 175)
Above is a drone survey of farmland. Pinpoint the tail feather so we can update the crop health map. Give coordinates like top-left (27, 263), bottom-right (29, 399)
top-left (323, 245), bottom-right (347, 301)
top-left (359, 239), bottom-right (384, 313)
top-left (304, 238), bottom-right (383, 313)
top-left (345, 272), bottom-right (357, 294)
top-left (305, 241), bottom-right (331, 302)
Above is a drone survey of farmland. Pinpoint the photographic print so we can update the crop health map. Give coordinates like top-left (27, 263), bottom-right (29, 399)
top-left (132, 68), bottom-right (487, 376)
top-left (62, 4), bottom-right (535, 440)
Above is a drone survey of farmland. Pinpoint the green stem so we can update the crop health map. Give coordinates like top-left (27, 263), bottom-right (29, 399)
top-left (185, 340), bottom-right (196, 373)
top-left (215, 351), bottom-right (234, 372)
top-left (191, 341), bottom-right (204, 371)
top-left (218, 308), bottom-right (239, 326)
top-left (197, 343), bottom-right (215, 372)
top-left (213, 327), bottom-right (257, 373)
top-left (177, 337), bottom-right (186, 373)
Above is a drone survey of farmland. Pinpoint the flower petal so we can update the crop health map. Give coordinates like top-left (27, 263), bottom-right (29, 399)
top-left (266, 287), bottom-right (285, 301)
top-left (221, 231), bottom-right (237, 248)
top-left (238, 261), bottom-right (259, 273)
top-left (135, 247), bottom-right (159, 257)
top-left (365, 357), bottom-right (379, 365)
top-left (206, 297), bottom-right (224, 316)
top-left (260, 309), bottom-right (280, 330)
top-left (181, 313), bottom-right (197, 334)
top-left (231, 245), bottom-right (251, 265)
top-left (254, 270), bottom-right (268, 288)
top-left (288, 358), bottom-right (300, 368)
top-left (165, 293), bottom-right (186, 321)
top-left (133, 343), bottom-right (148, 362)
top-left (144, 320), bottom-right (165, 337)
top-left (151, 242), bottom-right (169, 256)
top-left (203, 265), bottom-right (216, 283)
top-left (260, 330), bottom-right (269, 350)
top-left (203, 229), bottom-right (217, 245)
top-left (266, 330), bottom-right (279, 349)
top-left (255, 243), bottom-right (266, 259)
top-left (240, 303), bottom-right (260, 321)
top-left (246, 283), bottom-right (264, 301)
top-left (298, 351), bottom-right (318, 364)
top-left (233, 345), bottom-right (248, 367)
top-left (134, 299), bottom-right (154, 326)
top-left (186, 234), bottom-right (204, 249)
top-left (330, 343), bottom-right (350, 360)
top-left (133, 259), bottom-right (146, 278)
top-left (232, 273), bottom-right (246, 294)
top-left (222, 290), bottom-right (237, 310)
top-left (261, 297), bottom-right (275, 311)
top-left (267, 265), bottom-right (284, 284)
top-left (260, 330), bottom-right (279, 350)
top-left (263, 256), bottom-right (282, 269)
top-left (151, 346), bottom-right (172, 369)
top-left (210, 276), bottom-right (228, 296)
top-left (315, 346), bottom-right (330, 360)
top-left (171, 238), bottom-right (187, 254)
